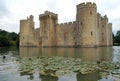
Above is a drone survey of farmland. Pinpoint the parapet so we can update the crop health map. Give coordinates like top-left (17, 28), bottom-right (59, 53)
top-left (20, 15), bottom-right (34, 27)
top-left (39, 11), bottom-right (58, 18)
top-left (97, 13), bottom-right (101, 17)
top-left (77, 2), bottom-right (96, 9)
top-left (108, 23), bottom-right (112, 26)
top-left (30, 15), bottom-right (34, 20)
top-left (58, 21), bottom-right (76, 27)
top-left (21, 15), bottom-right (34, 22)
top-left (101, 15), bottom-right (108, 21)
top-left (20, 19), bottom-right (27, 23)
top-left (104, 15), bottom-right (108, 19)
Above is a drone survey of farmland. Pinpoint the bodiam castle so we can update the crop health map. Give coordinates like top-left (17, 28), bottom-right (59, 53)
top-left (19, 2), bottom-right (113, 47)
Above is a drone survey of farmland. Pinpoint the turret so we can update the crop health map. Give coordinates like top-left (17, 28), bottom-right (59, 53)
top-left (100, 15), bottom-right (108, 46)
top-left (30, 15), bottom-right (34, 20)
top-left (19, 15), bottom-right (36, 46)
top-left (77, 2), bottom-right (96, 10)
top-left (39, 11), bottom-right (58, 47)
top-left (76, 2), bottom-right (98, 47)
top-left (107, 23), bottom-right (113, 46)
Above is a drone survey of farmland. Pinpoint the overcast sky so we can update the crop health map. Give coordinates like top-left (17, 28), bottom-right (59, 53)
top-left (0, 0), bottom-right (120, 35)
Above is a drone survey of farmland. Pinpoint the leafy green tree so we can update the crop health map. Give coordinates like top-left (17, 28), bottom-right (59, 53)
top-left (16, 33), bottom-right (19, 46)
top-left (8, 32), bottom-right (18, 41)
top-left (113, 33), bottom-right (116, 43)
top-left (0, 36), bottom-right (10, 46)
top-left (0, 29), bottom-right (19, 46)
top-left (115, 31), bottom-right (120, 43)
top-left (0, 30), bottom-right (8, 36)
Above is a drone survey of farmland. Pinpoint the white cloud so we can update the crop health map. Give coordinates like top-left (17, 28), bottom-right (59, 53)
top-left (0, 0), bottom-right (120, 34)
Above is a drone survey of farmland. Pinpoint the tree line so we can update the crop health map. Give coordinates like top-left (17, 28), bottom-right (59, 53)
top-left (113, 30), bottom-right (120, 45)
top-left (0, 29), bottom-right (19, 47)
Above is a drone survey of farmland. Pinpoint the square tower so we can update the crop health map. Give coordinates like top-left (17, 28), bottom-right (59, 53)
top-left (39, 11), bottom-right (58, 47)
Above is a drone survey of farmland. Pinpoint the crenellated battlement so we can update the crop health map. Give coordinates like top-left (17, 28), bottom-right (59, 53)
top-left (97, 13), bottom-right (101, 17)
top-left (20, 2), bottom-right (113, 47)
top-left (58, 21), bottom-right (76, 27)
top-left (108, 23), bottom-right (112, 26)
top-left (20, 15), bottom-right (34, 24)
top-left (39, 10), bottom-right (58, 18)
top-left (77, 2), bottom-right (96, 9)
top-left (101, 15), bottom-right (108, 21)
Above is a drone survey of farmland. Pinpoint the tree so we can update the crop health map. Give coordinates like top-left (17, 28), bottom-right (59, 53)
top-left (8, 32), bottom-right (18, 41)
top-left (0, 29), bottom-right (19, 46)
top-left (0, 36), bottom-right (10, 46)
top-left (16, 33), bottom-right (19, 46)
top-left (115, 31), bottom-right (120, 43)
top-left (113, 33), bottom-right (116, 43)
top-left (0, 30), bottom-right (8, 36)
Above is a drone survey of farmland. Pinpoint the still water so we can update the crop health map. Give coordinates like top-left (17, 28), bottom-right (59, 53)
top-left (0, 46), bottom-right (120, 81)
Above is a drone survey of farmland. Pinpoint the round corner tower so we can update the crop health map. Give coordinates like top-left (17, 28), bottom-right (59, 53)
top-left (20, 15), bottom-right (36, 46)
top-left (76, 2), bottom-right (98, 47)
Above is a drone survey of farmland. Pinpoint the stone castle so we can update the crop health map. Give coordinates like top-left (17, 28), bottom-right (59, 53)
top-left (20, 2), bottom-right (113, 47)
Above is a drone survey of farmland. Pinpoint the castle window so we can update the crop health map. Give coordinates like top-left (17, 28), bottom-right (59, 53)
top-left (91, 32), bottom-right (93, 36)
top-left (81, 22), bottom-right (82, 26)
top-left (74, 37), bottom-right (75, 40)
top-left (102, 38), bottom-right (104, 41)
top-left (74, 42), bottom-right (77, 45)
top-left (44, 30), bottom-right (46, 34)
top-left (102, 25), bottom-right (104, 28)
top-left (74, 28), bottom-right (76, 31)
top-left (102, 32), bottom-right (104, 35)
top-left (90, 11), bottom-right (92, 15)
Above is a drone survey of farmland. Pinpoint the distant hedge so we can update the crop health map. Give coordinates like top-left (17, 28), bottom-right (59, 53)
top-left (0, 29), bottom-right (19, 47)
top-left (0, 36), bottom-right (10, 46)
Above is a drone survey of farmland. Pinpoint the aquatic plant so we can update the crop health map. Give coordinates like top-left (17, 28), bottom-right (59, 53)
top-left (17, 56), bottom-right (120, 78)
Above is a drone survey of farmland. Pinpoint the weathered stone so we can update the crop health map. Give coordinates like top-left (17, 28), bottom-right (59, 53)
top-left (19, 2), bottom-right (113, 47)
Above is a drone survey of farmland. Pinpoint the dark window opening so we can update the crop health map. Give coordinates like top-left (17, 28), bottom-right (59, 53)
top-left (74, 37), bottom-right (75, 40)
top-left (91, 32), bottom-right (93, 36)
top-left (74, 28), bottom-right (76, 31)
top-left (44, 31), bottom-right (46, 34)
top-left (74, 42), bottom-right (77, 45)
top-left (102, 25), bottom-right (104, 28)
top-left (90, 11), bottom-right (92, 15)
top-left (81, 22), bottom-right (82, 26)
top-left (102, 32), bottom-right (104, 35)
top-left (102, 38), bottom-right (104, 41)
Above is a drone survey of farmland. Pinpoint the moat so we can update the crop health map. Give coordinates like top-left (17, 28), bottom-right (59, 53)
top-left (0, 46), bottom-right (120, 81)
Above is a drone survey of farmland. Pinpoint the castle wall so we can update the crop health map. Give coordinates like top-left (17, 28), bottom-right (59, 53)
top-left (20, 15), bottom-right (36, 46)
top-left (97, 14), bottom-right (112, 46)
top-left (101, 15), bottom-right (108, 46)
top-left (39, 11), bottom-right (58, 47)
top-left (34, 28), bottom-right (41, 46)
top-left (97, 13), bottom-right (106, 46)
top-left (108, 23), bottom-right (113, 46)
top-left (76, 2), bottom-right (98, 47)
top-left (20, 20), bottom-right (29, 46)
top-left (19, 2), bottom-right (112, 47)
top-left (57, 21), bottom-right (76, 47)
top-left (97, 13), bottom-right (102, 46)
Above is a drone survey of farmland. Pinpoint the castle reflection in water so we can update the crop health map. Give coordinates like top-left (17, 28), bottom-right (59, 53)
top-left (19, 47), bottom-right (113, 62)
top-left (19, 47), bottom-right (113, 81)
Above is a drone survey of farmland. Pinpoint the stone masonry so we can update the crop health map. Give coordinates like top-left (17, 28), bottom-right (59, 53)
top-left (19, 2), bottom-right (113, 47)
